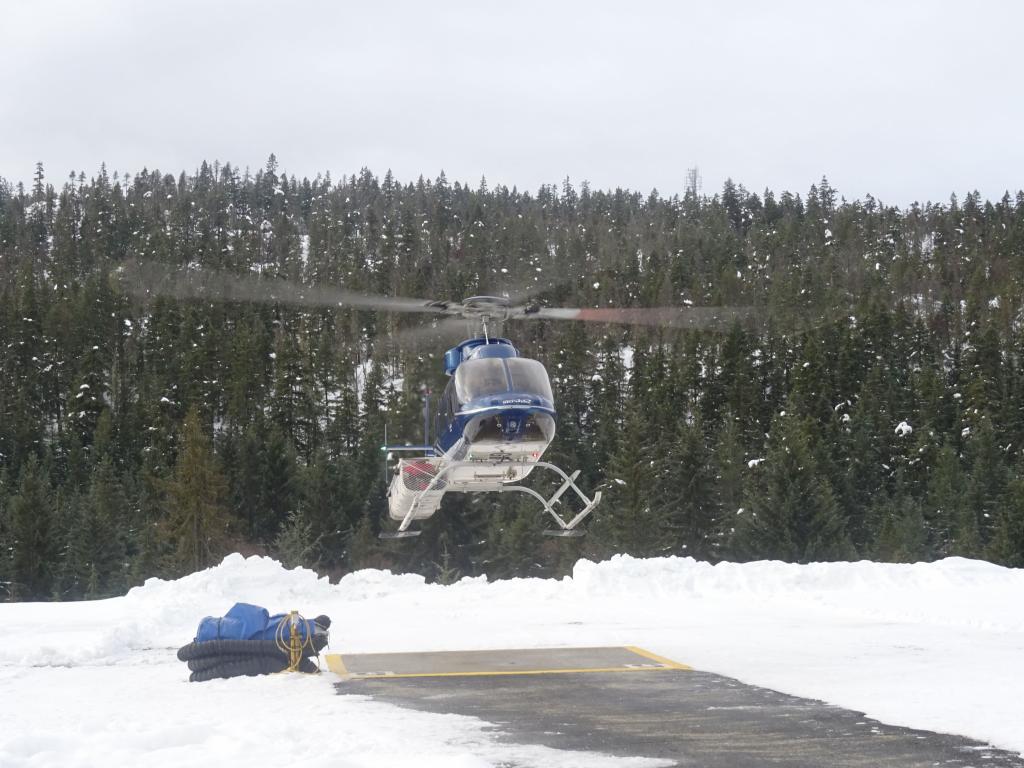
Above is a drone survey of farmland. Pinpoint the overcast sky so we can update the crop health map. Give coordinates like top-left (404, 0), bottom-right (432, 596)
top-left (2, 0), bottom-right (1022, 205)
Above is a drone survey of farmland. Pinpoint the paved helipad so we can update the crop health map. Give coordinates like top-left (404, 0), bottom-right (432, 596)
top-left (325, 645), bottom-right (688, 679)
top-left (329, 647), bottom-right (1024, 767)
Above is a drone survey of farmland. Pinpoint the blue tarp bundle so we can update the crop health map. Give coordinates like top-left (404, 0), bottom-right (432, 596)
top-left (179, 604), bottom-right (330, 682)
top-left (195, 602), bottom-right (318, 644)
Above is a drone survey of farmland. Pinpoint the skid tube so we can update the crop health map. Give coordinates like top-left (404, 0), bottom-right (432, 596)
top-left (385, 460), bottom-right (602, 539)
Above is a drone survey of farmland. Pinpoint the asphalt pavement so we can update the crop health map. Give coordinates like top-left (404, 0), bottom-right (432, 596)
top-left (330, 648), bottom-right (1023, 767)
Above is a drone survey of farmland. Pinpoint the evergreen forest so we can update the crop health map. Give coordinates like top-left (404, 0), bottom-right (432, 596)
top-left (2, 157), bottom-right (1024, 601)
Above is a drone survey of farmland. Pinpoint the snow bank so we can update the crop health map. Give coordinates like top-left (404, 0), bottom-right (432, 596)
top-left (2, 553), bottom-right (1023, 764)
top-left (10, 553), bottom-right (1022, 667)
top-left (571, 554), bottom-right (1024, 630)
top-left (572, 552), bottom-right (1018, 599)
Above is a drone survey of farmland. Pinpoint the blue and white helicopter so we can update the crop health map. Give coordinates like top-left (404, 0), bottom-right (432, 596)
top-left (381, 296), bottom-right (596, 539)
top-left (377, 294), bottom-right (747, 539)
top-left (123, 263), bottom-right (748, 539)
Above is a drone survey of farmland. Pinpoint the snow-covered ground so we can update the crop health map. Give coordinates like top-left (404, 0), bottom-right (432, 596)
top-left (1, 554), bottom-right (1022, 767)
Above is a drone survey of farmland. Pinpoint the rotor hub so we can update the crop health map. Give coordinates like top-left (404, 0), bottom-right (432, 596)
top-left (460, 296), bottom-right (511, 321)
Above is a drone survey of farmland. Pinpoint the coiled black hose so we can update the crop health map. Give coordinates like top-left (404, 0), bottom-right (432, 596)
top-left (177, 639), bottom-right (283, 661)
top-left (188, 655), bottom-right (319, 683)
top-left (177, 615), bottom-right (330, 682)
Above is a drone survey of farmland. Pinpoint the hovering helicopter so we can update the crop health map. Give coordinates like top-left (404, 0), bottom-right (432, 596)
top-left (374, 294), bottom-right (752, 539)
top-left (381, 295), bottom-right (599, 539)
top-left (121, 262), bottom-right (751, 540)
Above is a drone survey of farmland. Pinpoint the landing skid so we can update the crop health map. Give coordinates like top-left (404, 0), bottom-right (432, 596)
top-left (381, 460), bottom-right (602, 540)
top-left (378, 530), bottom-right (422, 540)
top-left (542, 528), bottom-right (586, 538)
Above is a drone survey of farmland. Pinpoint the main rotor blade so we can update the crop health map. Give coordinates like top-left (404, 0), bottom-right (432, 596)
top-left (389, 317), bottom-right (473, 348)
top-left (118, 261), bottom-right (456, 316)
top-left (498, 275), bottom-right (566, 306)
top-left (460, 270), bottom-right (565, 308)
top-left (509, 305), bottom-right (756, 331)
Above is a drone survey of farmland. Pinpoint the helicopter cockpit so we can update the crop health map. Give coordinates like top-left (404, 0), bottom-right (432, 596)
top-left (445, 356), bottom-right (557, 446)
top-left (453, 358), bottom-right (555, 405)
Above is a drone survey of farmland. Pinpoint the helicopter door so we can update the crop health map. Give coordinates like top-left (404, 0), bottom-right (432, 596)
top-left (436, 379), bottom-right (457, 438)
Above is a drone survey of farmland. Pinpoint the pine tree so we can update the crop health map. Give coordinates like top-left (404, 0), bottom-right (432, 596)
top-left (926, 442), bottom-right (965, 555)
top-left (348, 511), bottom-right (387, 570)
top-left (269, 324), bottom-right (316, 454)
top-left (274, 509), bottom-right (320, 569)
top-left (297, 451), bottom-right (352, 567)
top-left (7, 457), bottom-right (56, 599)
top-left (733, 413), bottom-right (853, 562)
top-left (712, 413), bottom-right (747, 544)
top-left (989, 471), bottom-right (1024, 567)
top-left (485, 499), bottom-right (546, 578)
top-left (130, 462), bottom-right (169, 585)
top-left (591, 335), bottom-right (626, 473)
top-left (232, 422), bottom-right (267, 539)
top-left (963, 417), bottom-right (1007, 549)
top-left (62, 458), bottom-right (129, 598)
top-left (0, 469), bottom-right (9, 596)
top-left (871, 483), bottom-right (929, 563)
top-left (258, 426), bottom-right (298, 543)
top-left (431, 532), bottom-right (464, 585)
top-left (594, 403), bottom-right (666, 557)
top-left (652, 416), bottom-right (719, 558)
top-left (719, 324), bottom-right (763, 448)
top-left (355, 358), bottom-right (388, 502)
top-left (163, 407), bottom-right (232, 573)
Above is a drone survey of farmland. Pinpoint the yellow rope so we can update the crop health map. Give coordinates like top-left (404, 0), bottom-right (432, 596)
top-left (274, 610), bottom-right (317, 672)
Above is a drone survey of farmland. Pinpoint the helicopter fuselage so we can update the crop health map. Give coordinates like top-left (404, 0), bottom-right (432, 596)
top-left (434, 337), bottom-right (556, 481)
top-left (383, 331), bottom-right (601, 537)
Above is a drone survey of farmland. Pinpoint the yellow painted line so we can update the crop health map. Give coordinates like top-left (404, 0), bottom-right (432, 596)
top-left (345, 665), bottom-right (681, 680)
top-left (624, 646), bottom-right (692, 670)
top-left (324, 653), bottom-right (349, 676)
top-left (327, 647), bottom-right (693, 679)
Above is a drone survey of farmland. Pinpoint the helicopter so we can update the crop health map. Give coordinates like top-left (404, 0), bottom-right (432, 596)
top-left (381, 295), bottom-right (598, 539)
top-left (121, 262), bottom-right (751, 539)
top-left (371, 294), bottom-right (750, 539)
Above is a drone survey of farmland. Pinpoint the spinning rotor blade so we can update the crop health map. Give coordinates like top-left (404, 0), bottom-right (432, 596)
top-left (389, 317), bottom-right (472, 348)
top-left (463, 271), bottom-right (564, 308)
top-left (499, 275), bottom-right (564, 307)
top-left (118, 261), bottom-right (456, 316)
top-left (117, 261), bottom-right (755, 335)
top-left (508, 304), bottom-right (755, 331)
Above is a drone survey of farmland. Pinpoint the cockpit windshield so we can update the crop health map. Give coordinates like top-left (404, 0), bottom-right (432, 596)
top-left (506, 359), bottom-right (554, 402)
top-left (454, 359), bottom-right (509, 402)
top-left (454, 358), bottom-right (555, 404)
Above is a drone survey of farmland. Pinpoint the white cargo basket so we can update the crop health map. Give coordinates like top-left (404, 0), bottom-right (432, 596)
top-left (387, 458), bottom-right (446, 521)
